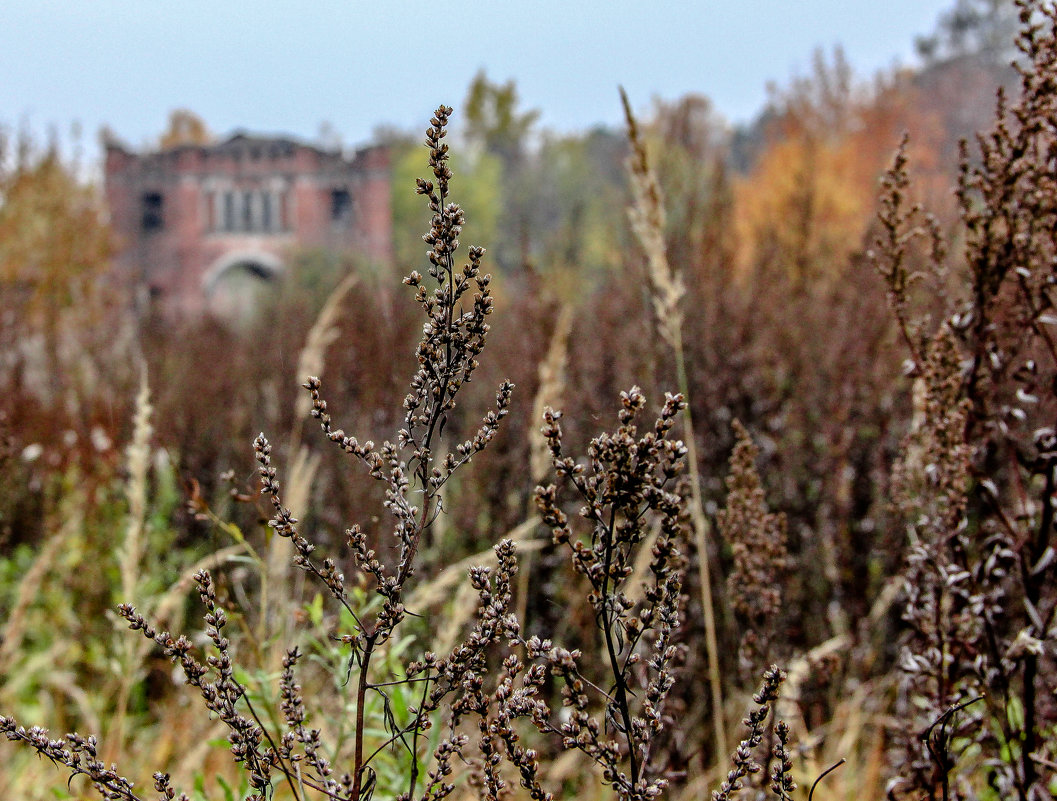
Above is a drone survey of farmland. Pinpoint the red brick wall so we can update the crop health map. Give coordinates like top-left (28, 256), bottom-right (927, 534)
top-left (105, 135), bottom-right (392, 316)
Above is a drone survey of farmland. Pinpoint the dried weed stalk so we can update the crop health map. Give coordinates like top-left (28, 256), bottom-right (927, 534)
top-left (717, 420), bottom-right (788, 679)
top-left (711, 665), bottom-right (786, 801)
top-left (2, 105), bottom-right (516, 801)
top-left (534, 387), bottom-right (690, 800)
top-left (0, 104), bottom-right (713, 801)
top-left (877, 2), bottom-right (1057, 797)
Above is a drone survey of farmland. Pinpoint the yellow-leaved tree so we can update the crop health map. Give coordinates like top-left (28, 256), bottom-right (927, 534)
top-left (0, 133), bottom-right (115, 397)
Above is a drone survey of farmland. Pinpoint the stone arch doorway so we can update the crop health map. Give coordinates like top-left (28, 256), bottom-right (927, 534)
top-left (202, 251), bottom-right (284, 320)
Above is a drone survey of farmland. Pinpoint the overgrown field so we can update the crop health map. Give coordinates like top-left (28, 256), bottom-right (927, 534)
top-left (1, 2), bottom-right (1056, 800)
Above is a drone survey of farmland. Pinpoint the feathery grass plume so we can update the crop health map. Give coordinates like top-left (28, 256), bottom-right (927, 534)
top-left (523, 302), bottom-right (573, 629)
top-left (293, 271), bottom-right (361, 427)
top-left (108, 367), bottom-right (154, 762)
top-left (621, 86), bottom-right (727, 766)
top-left (119, 367), bottom-right (152, 606)
top-left (530, 304), bottom-right (573, 486)
top-left (717, 420), bottom-right (788, 678)
top-left (533, 387), bottom-right (689, 801)
top-left (622, 92), bottom-right (684, 351)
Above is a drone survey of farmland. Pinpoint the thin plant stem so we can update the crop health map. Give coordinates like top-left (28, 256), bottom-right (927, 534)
top-left (808, 758), bottom-right (846, 801)
top-left (621, 87), bottom-right (728, 764)
top-left (673, 333), bottom-right (728, 764)
top-left (600, 506), bottom-right (640, 785)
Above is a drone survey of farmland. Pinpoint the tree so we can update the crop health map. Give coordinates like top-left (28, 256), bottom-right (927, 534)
top-left (0, 132), bottom-right (115, 391)
top-left (463, 70), bottom-right (540, 169)
top-left (916, 0), bottom-right (1020, 64)
top-left (732, 50), bottom-right (948, 283)
top-left (461, 72), bottom-right (542, 270)
top-left (644, 94), bottom-right (732, 282)
top-left (390, 140), bottom-right (502, 271)
top-left (158, 109), bottom-right (212, 149)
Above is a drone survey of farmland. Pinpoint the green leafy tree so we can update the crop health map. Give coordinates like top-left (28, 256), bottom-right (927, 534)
top-left (391, 143), bottom-right (501, 271)
top-left (523, 127), bottom-right (629, 279)
top-left (463, 71), bottom-right (540, 269)
top-left (464, 69), bottom-right (540, 169)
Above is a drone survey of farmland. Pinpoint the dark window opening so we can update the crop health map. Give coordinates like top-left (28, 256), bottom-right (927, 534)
top-left (242, 191), bottom-right (254, 231)
top-left (223, 192), bottom-right (235, 231)
top-left (243, 261), bottom-right (272, 280)
top-left (141, 192), bottom-right (164, 232)
top-left (261, 192), bottom-right (272, 232)
top-left (331, 188), bottom-right (352, 222)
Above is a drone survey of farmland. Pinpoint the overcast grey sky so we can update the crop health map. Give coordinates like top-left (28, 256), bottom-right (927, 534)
top-left (2, 1), bottom-right (956, 157)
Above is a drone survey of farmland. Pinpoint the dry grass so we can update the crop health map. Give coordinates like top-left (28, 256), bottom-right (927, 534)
top-left (4, 8), bottom-right (1057, 797)
top-left (622, 86), bottom-right (727, 764)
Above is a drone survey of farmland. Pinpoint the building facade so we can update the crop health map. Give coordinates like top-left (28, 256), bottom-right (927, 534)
top-left (104, 133), bottom-right (391, 315)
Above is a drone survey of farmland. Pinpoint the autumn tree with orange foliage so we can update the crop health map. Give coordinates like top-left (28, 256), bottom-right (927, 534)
top-left (732, 49), bottom-right (950, 285)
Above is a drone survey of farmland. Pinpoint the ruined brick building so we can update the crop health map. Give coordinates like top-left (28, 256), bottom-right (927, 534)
top-left (104, 133), bottom-right (391, 315)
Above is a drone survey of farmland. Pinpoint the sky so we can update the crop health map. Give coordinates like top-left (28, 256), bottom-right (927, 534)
top-left (2, 1), bottom-right (957, 161)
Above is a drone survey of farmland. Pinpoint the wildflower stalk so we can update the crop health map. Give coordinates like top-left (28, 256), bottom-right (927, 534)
top-left (535, 387), bottom-right (690, 800)
top-left (621, 86), bottom-right (728, 764)
top-left (244, 105), bottom-right (513, 801)
top-left (718, 420), bottom-right (787, 677)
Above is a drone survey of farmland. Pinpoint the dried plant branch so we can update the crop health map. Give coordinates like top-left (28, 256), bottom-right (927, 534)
top-left (534, 387), bottom-right (690, 800)
top-left (880, 4), bottom-right (1057, 798)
